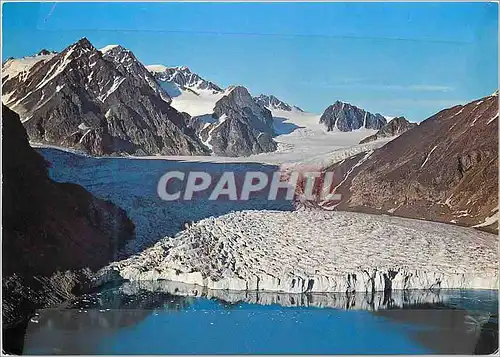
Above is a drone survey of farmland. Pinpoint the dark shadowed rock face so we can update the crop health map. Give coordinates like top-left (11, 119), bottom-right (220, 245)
top-left (199, 86), bottom-right (277, 156)
top-left (320, 101), bottom-right (387, 132)
top-left (37, 49), bottom-right (56, 56)
top-left (101, 45), bottom-right (172, 104)
top-left (2, 105), bottom-right (136, 353)
top-left (2, 38), bottom-right (207, 156)
top-left (323, 93), bottom-right (498, 232)
top-left (359, 116), bottom-right (417, 144)
top-left (148, 65), bottom-right (223, 93)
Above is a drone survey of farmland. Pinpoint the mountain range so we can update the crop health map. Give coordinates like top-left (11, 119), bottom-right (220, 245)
top-left (2, 38), bottom-right (402, 157)
top-left (145, 65), bottom-right (277, 156)
top-left (2, 39), bottom-right (206, 156)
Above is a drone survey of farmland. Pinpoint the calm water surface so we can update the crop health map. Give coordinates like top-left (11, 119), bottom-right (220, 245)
top-left (24, 282), bottom-right (498, 354)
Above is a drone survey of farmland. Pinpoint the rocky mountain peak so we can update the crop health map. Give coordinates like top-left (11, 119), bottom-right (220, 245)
top-left (100, 44), bottom-right (171, 104)
top-left (254, 94), bottom-right (300, 112)
top-left (147, 65), bottom-right (223, 93)
top-left (99, 44), bottom-right (129, 56)
top-left (76, 37), bottom-right (92, 46)
top-left (359, 116), bottom-right (417, 144)
top-left (37, 49), bottom-right (56, 56)
top-left (388, 116), bottom-right (413, 126)
top-left (214, 86), bottom-right (273, 129)
top-left (70, 37), bottom-right (96, 53)
top-left (320, 101), bottom-right (387, 132)
top-left (222, 86), bottom-right (257, 108)
top-left (193, 85), bottom-right (276, 156)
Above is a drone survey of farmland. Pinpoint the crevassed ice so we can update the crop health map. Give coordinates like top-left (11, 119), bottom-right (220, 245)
top-left (96, 210), bottom-right (499, 293)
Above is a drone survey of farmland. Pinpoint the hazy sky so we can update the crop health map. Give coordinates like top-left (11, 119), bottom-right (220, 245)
top-left (3, 2), bottom-right (498, 121)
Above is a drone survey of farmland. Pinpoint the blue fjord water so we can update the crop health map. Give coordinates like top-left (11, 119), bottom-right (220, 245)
top-left (23, 284), bottom-right (498, 355)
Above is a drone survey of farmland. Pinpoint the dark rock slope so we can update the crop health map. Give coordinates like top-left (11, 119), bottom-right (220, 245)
top-left (2, 38), bottom-right (207, 156)
top-left (2, 105), bottom-right (136, 353)
top-left (198, 86), bottom-right (277, 156)
top-left (320, 101), bottom-right (387, 131)
top-left (359, 116), bottom-right (417, 144)
top-left (322, 93), bottom-right (498, 232)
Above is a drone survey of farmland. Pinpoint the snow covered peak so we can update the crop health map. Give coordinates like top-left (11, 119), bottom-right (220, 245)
top-left (99, 45), bottom-right (136, 61)
top-left (2, 38), bottom-right (205, 156)
top-left (2, 52), bottom-right (57, 81)
top-left (99, 45), bottom-right (133, 62)
top-left (254, 94), bottom-right (302, 112)
top-left (199, 85), bottom-right (276, 156)
top-left (99, 44), bottom-right (120, 54)
top-left (146, 64), bottom-right (168, 73)
top-left (2, 38), bottom-right (97, 88)
top-left (147, 64), bottom-right (223, 93)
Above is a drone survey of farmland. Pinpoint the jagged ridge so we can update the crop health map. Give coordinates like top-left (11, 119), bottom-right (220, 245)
top-left (2, 38), bottom-right (207, 156)
top-left (359, 116), bottom-right (417, 144)
top-left (147, 64), bottom-right (223, 93)
top-left (320, 101), bottom-right (387, 132)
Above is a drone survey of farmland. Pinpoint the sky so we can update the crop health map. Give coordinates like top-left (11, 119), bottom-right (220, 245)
top-left (2, 2), bottom-right (498, 121)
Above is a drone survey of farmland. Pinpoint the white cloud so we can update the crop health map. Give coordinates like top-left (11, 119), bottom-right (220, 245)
top-left (407, 85), bottom-right (453, 92)
top-left (303, 80), bottom-right (454, 92)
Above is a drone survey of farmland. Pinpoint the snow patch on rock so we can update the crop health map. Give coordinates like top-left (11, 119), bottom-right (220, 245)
top-left (99, 44), bottom-right (119, 54)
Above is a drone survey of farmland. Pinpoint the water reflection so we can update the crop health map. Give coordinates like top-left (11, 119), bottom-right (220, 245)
top-left (118, 280), bottom-right (447, 310)
top-left (24, 281), bottom-right (498, 354)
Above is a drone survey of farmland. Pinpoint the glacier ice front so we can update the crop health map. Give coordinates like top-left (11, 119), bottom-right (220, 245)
top-left (96, 210), bottom-right (499, 293)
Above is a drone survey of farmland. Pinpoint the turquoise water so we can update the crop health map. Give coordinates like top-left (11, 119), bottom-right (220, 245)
top-left (100, 300), bottom-right (430, 354)
top-left (23, 283), bottom-right (498, 354)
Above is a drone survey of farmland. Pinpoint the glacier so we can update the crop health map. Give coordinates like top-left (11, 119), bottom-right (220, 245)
top-left (95, 209), bottom-right (498, 293)
top-left (116, 280), bottom-right (453, 311)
